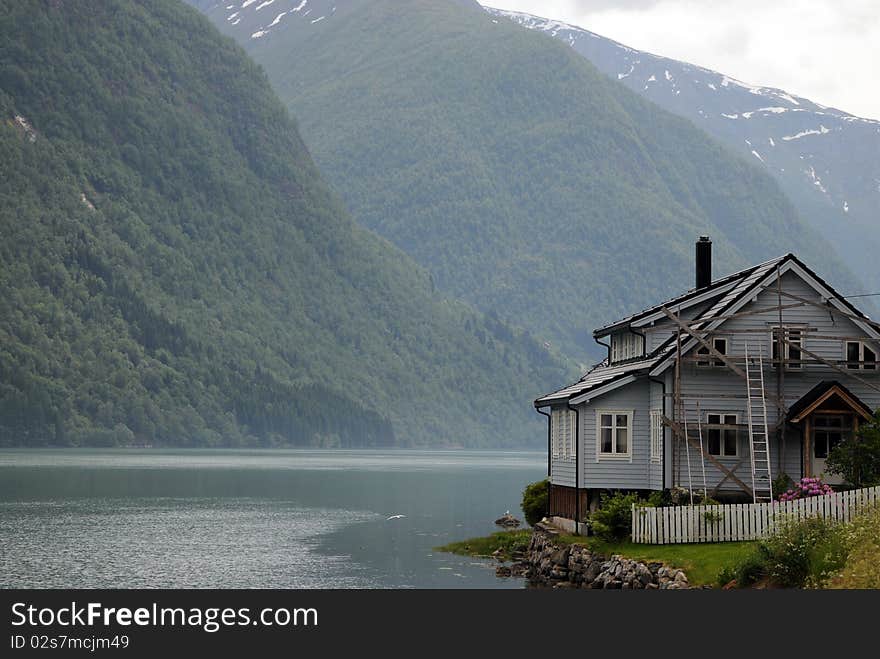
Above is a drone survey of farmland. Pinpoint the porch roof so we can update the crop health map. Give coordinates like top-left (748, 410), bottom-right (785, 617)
top-left (787, 380), bottom-right (875, 423)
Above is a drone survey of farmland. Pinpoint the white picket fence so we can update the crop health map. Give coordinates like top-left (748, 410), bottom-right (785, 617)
top-left (631, 485), bottom-right (880, 544)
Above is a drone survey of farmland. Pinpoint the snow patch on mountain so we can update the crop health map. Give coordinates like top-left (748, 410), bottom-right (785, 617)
top-left (782, 125), bottom-right (831, 141)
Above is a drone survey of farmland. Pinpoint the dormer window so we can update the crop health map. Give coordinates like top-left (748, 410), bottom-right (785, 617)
top-left (610, 332), bottom-right (644, 363)
top-left (846, 341), bottom-right (877, 370)
top-left (696, 338), bottom-right (727, 367)
top-left (772, 326), bottom-right (805, 370)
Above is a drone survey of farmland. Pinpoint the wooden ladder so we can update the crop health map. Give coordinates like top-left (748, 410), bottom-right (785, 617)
top-left (744, 341), bottom-right (773, 503)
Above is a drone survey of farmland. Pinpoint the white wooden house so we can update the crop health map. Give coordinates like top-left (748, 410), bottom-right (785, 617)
top-left (535, 237), bottom-right (880, 529)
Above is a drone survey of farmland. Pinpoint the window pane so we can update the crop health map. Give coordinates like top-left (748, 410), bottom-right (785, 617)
top-left (788, 330), bottom-right (802, 368)
top-left (724, 415), bottom-right (737, 426)
top-left (713, 339), bottom-right (727, 366)
top-left (708, 414), bottom-right (721, 425)
top-left (616, 428), bottom-right (628, 454)
top-left (708, 429), bottom-right (721, 456)
top-left (697, 345), bottom-right (710, 367)
top-left (601, 414), bottom-right (612, 428)
top-left (723, 431), bottom-right (737, 456)
top-left (601, 428), bottom-right (612, 453)
top-left (828, 432), bottom-right (843, 453)
top-left (616, 414), bottom-right (628, 428)
top-left (814, 432), bottom-right (828, 459)
top-left (847, 342), bottom-right (860, 369)
top-left (864, 345), bottom-right (877, 370)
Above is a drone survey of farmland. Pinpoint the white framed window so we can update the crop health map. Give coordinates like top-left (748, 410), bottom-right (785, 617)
top-left (845, 341), bottom-right (877, 371)
top-left (706, 413), bottom-right (738, 457)
top-left (813, 415), bottom-right (850, 458)
top-left (650, 409), bottom-right (663, 463)
top-left (551, 408), bottom-right (575, 459)
top-left (771, 326), bottom-right (805, 369)
top-left (610, 332), bottom-right (643, 363)
top-left (596, 410), bottom-right (633, 461)
top-left (696, 338), bottom-right (728, 367)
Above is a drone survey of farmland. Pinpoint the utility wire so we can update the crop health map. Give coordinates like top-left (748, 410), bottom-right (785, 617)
top-left (828, 292), bottom-right (880, 300)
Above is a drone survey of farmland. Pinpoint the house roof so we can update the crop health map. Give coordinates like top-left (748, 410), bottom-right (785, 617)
top-left (787, 381), bottom-right (875, 423)
top-left (534, 356), bottom-right (655, 405)
top-left (593, 255), bottom-right (790, 337)
top-left (536, 253), bottom-right (876, 408)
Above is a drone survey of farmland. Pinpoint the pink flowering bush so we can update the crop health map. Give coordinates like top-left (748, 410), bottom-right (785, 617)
top-left (778, 477), bottom-right (834, 501)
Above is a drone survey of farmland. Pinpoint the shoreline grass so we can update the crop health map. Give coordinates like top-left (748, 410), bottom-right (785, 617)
top-left (437, 529), bottom-right (756, 586)
top-left (435, 530), bottom-right (532, 561)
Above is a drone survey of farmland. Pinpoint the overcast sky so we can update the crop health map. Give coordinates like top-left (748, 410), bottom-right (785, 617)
top-left (485, 0), bottom-right (880, 120)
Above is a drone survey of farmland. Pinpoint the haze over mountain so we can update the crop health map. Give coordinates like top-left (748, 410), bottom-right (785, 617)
top-left (0, 0), bottom-right (565, 448)
top-left (487, 7), bottom-right (880, 300)
top-left (192, 0), bottom-right (860, 364)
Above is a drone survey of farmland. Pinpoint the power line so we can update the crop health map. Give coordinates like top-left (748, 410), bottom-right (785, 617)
top-left (828, 292), bottom-right (880, 300)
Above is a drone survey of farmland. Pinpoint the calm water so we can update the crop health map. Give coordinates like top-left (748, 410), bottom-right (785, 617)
top-left (0, 449), bottom-right (544, 589)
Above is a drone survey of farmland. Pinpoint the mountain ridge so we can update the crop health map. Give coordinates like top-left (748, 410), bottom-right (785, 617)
top-left (191, 0), bottom-right (864, 365)
top-left (486, 6), bottom-right (880, 302)
top-left (0, 0), bottom-right (565, 448)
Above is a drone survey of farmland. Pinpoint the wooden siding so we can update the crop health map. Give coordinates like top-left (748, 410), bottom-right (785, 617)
top-left (549, 403), bottom-right (576, 487)
top-left (549, 483), bottom-right (589, 522)
top-left (577, 379), bottom-right (657, 490)
top-left (648, 379), bottom-right (665, 490)
top-left (674, 269), bottom-right (880, 491)
top-left (672, 426), bottom-right (802, 494)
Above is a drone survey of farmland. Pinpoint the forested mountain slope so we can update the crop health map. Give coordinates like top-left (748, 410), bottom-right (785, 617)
top-left (0, 0), bottom-right (565, 447)
top-left (489, 7), bottom-right (880, 300)
top-left (191, 0), bottom-right (860, 364)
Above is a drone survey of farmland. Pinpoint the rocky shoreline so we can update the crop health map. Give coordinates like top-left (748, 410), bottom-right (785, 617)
top-left (498, 522), bottom-right (692, 589)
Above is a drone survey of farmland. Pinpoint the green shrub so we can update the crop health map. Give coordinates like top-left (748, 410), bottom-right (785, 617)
top-left (717, 552), bottom-right (767, 588)
top-left (648, 488), bottom-right (718, 507)
top-left (735, 553), bottom-right (769, 587)
top-left (826, 412), bottom-right (880, 487)
top-left (772, 472), bottom-right (794, 497)
top-left (758, 517), bottom-right (844, 587)
top-left (726, 516), bottom-right (849, 588)
top-left (646, 489), bottom-right (672, 507)
top-left (521, 479), bottom-right (549, 527)
top-left (590, 491), bottom-right (645, 541)
top-left (828, 506), bottom-right (880, 588)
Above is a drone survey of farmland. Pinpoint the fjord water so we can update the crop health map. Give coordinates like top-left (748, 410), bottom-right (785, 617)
top-left (0, 449), bottom-right (543, 589)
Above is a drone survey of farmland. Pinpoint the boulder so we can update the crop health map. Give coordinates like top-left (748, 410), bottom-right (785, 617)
top-left (495, 513), bottom-right (522, 528)
top-left (550, 547), bottom-right (571, 566)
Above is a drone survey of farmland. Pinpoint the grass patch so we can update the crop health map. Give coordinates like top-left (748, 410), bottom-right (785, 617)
top-left (436, 528), bottom-right (754, 586)
top-left (435, 530), bottom-right (532, 561)
top-left (553, 535), bottom-right (757, 586)
top-left (828, 506), bottom-right (880, 589)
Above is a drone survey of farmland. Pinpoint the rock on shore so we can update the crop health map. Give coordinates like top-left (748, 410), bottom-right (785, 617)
top-left (504, 523), bottom-right (690, 590)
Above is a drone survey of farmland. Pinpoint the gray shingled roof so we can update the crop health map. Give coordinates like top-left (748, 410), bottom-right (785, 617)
top-left (593, 255), bottom-right (789, 336)
top-left (536, 255), bottom-right (791, 406)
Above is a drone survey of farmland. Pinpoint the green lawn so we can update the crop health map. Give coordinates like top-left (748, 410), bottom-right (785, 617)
top-left (436, 530), bottom-right (532, 562)
top-left (437, 530), bottom-right (756, 587)
top-left (556, 535), bottom-right (757, 586)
